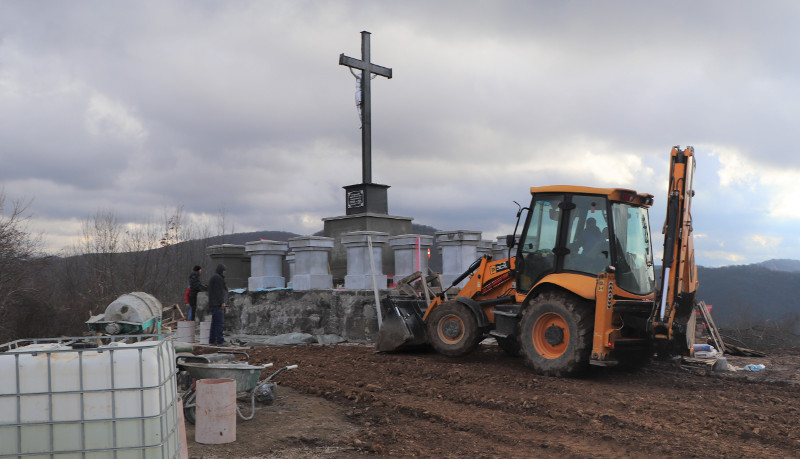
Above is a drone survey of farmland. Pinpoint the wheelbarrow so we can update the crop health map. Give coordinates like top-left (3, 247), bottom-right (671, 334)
top-left (177, 353), bottom-right (296, 423)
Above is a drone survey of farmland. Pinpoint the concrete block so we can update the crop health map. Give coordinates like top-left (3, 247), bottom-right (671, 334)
top-left (436, 230), bottom-right (482, 288)
top-left (288, 236), bottom-right (334, 290)
top-left (477, 239), bottom-right (494, 258)
top-left (206, 244), bottom-right (250, 289)
top-left (389, 234), bottom-right (433, 280)
top-left (342, 231), bottom-right (388, 290)
top-left (248, 276), bottom-right (286, 291)
top-left (246, 240), bottom-right (288, 290)
top-left (292, 273), bottom-right (332, 291)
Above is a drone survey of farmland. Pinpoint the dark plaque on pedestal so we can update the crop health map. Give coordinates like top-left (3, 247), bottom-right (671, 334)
top-left (344, 183), bottom-right (389, 215)
top-left (347, 189), bottom-right (364, 209)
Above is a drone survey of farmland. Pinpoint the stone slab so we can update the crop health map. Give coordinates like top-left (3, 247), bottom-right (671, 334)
top-left (245, 240), bottom-right (289, 254)
top-left (293, 273), bottom-right (333, 291)
top-left (344, 274), bottom-right (388, 290)
top-left (248, 275), bottom-right (286, 291)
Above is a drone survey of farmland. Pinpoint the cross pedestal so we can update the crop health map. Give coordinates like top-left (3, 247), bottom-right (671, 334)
top-left (344, 183), bottom-right (389, 215)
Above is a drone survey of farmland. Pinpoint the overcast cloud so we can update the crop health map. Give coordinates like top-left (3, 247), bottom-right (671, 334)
top-left (2, 1), bottom-right (800, 266)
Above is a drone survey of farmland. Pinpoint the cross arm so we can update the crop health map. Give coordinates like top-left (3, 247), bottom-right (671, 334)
top-left (339, 54), bottom-right (393, 79)
top-left (368, 63), bottom-right (392, 79)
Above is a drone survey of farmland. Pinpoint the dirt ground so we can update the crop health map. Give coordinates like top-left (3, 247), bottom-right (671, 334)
top-left (185, 343), bottom-right (800, 458)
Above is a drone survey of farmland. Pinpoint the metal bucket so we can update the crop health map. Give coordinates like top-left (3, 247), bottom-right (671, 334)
top-left (177, 321), bottom-right (195, 343)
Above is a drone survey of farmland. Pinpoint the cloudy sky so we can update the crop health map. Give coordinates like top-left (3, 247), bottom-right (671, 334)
top-left (2, 1), bottom-right (800, 266)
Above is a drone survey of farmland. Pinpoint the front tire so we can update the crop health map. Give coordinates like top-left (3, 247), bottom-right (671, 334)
top-left (520, 291), bottom-right (593, 376)
top-left (427, 301), bottom-right (482, 357)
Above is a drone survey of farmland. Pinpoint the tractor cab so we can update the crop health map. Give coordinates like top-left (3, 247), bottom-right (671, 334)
top-left (514, 186), bottom-right (656, 300)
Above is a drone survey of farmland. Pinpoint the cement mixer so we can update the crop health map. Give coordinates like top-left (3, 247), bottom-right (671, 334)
top-left (85, 292), bottom-right (163, 335)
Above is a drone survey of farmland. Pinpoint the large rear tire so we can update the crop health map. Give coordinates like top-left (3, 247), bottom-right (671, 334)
top-left (520, 291), bottom-right (593, 376)
top-left (427, 301), bottom-right (482, 357)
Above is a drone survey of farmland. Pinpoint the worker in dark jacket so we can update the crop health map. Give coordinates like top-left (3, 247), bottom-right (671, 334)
top-left (207, 263), bottom-right (229, 345)
top-left (187, 265), bottom-right (207, 321)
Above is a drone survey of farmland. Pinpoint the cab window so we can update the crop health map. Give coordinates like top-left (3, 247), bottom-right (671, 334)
top-left (563, 196), bottom-right (610, 275)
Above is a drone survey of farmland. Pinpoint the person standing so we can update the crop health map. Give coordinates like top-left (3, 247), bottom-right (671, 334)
top-left (207, 263), bottom-right (229, 345)
top-left (187, 265), bottom-right (207, 321)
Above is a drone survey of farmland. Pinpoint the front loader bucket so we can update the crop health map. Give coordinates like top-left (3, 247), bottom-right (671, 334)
top-left (375, 297), bottom-right (428, 352)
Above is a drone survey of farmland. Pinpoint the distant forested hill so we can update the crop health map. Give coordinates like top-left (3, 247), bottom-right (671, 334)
top-left (697, 262), bottom-right (800, 327)
top-left (755, 259), bottom-right (800, 273)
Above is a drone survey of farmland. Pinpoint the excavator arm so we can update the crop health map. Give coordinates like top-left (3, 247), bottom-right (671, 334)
top-left (652, 146), bottom-right (698, 354)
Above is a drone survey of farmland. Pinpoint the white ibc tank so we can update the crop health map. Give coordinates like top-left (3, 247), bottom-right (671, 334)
top-left (0, 338), bottom-right (180, 458)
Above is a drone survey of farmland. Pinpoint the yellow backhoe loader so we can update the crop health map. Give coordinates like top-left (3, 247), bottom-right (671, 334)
top-left (376, 146), bottom-right (700, 376)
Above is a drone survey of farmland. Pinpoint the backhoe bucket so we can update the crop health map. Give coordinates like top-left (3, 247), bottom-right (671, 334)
top-left (375, 297), bottom-right (428, 352)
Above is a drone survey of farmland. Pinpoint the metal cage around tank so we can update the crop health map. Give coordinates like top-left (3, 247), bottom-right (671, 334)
top-left (0, 334), bottom-right (181, 458)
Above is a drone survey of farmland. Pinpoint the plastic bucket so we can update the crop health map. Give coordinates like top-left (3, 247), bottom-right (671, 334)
top-left (195, 378), bottom-right (236, 444)
top-left (199, 321), bottom-right (212, 344)
top-left (177, 321), bottom-right (195, 343)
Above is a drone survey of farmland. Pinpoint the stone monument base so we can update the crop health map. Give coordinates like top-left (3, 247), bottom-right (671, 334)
top-left (344, 274), bottom-right (388, 290)
top-left (292, 274), bottom-right (333, 291)
top-left (248, 276), bottom-right (286, 291)
top-left (323, 213), bottom-right (413, 281)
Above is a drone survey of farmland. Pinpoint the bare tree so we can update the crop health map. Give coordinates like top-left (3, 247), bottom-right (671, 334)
top-left (79, 208), bottom-right (122, 309)
top-left (215, 207), bottom-right (235, 244)
top-left (0, 189), bottom-right (43, 340)
top-left (19, 204), bottom-right (235, 339)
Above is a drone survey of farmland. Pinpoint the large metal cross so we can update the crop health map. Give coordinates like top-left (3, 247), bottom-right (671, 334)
top-left (339, 31), bottom-right (392, 184)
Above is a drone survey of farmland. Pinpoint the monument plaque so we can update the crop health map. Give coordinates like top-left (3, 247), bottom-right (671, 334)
top-left (347, 190), bottom-right (364, 210)
top-left (343, 183), bottom-right (388, 215)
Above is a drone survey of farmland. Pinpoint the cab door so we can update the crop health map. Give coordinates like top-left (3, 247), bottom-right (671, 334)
top-left (517, 194), bottom-right (562, 292)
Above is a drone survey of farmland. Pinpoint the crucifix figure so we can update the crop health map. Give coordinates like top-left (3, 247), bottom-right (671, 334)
top-left (339, 31), bottom-right (392, 184)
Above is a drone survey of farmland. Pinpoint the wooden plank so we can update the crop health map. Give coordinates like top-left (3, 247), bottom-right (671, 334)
top-left (697, 301), bottom-right (726, 354)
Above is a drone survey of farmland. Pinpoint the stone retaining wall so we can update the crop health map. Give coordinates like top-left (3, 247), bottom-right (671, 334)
top-left (197, 290), bottom-right (382, 342)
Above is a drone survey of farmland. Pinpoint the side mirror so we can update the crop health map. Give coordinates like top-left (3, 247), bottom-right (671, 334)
top-left (505, 234), bottom-right (515, 248)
